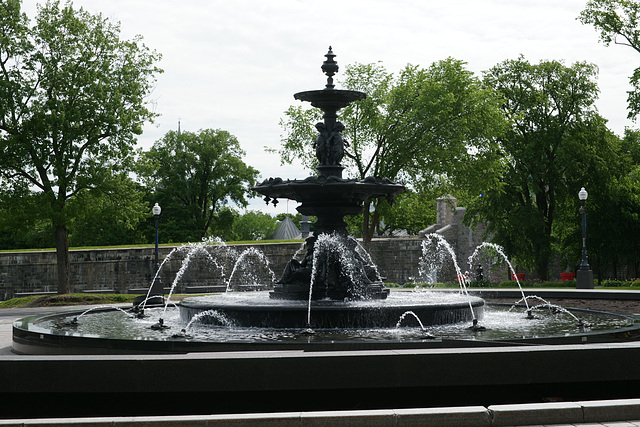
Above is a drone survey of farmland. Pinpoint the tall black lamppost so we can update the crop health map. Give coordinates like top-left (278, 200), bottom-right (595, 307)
top-left (146, 202), bottom-right (164, 305)
top-left (133, 203), bottom-right (164, 308)
top-left (576, 187), bottom-right (594, 289)
top-left (152, 202), bottom-right (161, 273)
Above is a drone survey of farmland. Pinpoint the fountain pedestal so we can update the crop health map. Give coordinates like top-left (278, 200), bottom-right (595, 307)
top-left (577, 269), bottom-right (594, 289)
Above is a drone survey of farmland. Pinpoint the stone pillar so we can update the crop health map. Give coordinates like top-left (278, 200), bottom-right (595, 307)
top-left (436, 196), bottom-right (457, 226)
top-left (300, 215), bottom-right (310, 238)
top-left (576, 269), bottom-right (594, 289)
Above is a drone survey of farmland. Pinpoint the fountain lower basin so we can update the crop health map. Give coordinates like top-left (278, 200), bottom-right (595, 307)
top-left (12, 290), bottom-right (640, 355)
top-left (178, 291), bottom-right (483, 329)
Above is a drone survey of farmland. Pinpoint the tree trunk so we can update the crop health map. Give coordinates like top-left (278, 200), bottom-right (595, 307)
top-left (362, 203), bottom-right (372, 243)
top-left (536, 254), bottom-right (549, 281)
top-left (55, 225), bottom-right (71, 294)
top-left (362, 203), bottom-right (379, 243)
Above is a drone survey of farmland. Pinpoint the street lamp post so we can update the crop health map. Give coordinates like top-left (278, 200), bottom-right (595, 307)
top-left (576, 187), bottom-right (594, 289)
top-left (147, 203), bottom-right (164, 304)
top-left (152, 203), bottom-right (161, 273)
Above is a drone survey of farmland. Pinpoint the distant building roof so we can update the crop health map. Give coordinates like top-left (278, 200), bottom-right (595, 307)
top-left (271, 217), bottom-right (302, 240)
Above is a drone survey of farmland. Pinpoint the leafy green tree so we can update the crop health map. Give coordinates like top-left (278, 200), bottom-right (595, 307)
top-left (275, 59), bottom-right (505, 241)
top-left (233, 211), bottom-right (279, 241)
top-left (0, 178), bottom-right (54, 249)
top-left (138, 128), bottom-right (259, 242)
top-left (377, 188), bottom-right (438, 236)
top-left (66, 174), bottom-right (149, 247)
top-left (579, 0), bottom-right (640, 119)
top-left (208, 207), bottom-right (240, 243)
top-left (0, 173), bottom-right (148, 249)
top-left (0, 0), bottom-right (161, 292)
top-left (554, 127), bottom-right (640, 280)
top-left (466, 57), bottom-right (602, 280)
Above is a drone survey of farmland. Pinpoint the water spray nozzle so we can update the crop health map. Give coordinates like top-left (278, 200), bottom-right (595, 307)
top-left (171, 328), bottom-right (192, 339)
top-left (468, 318), bottom-right (486, 332)
top-left (301, 326), bottom-right (315, 335)
top-left (63, 317), bottom-right (79, 327)
top-left (151, 318), bottom-right (170, 330)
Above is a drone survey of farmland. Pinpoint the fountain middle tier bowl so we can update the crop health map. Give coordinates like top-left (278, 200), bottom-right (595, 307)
top-left (252, 176), bottom-right (405, 209)
top-left (178, 291), bottom-right (484, 329)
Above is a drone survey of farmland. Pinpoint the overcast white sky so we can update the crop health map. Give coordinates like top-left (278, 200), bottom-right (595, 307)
top-left (22, 0), bottom-right (638, 214)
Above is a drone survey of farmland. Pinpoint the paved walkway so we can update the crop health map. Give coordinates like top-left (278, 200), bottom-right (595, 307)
top-left (0, 305), bottom-right (102, 355)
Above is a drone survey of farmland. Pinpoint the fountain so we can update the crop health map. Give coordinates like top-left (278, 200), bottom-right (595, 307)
top-left (9, 49), bottom-right (640, 422)
top-left (177, 47), bottom-right (484, 329)
top-left (12, 48), bottom-right (640, 351)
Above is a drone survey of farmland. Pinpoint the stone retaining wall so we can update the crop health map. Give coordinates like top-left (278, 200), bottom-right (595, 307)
top-left (0, 239), bottom-right (424, 300)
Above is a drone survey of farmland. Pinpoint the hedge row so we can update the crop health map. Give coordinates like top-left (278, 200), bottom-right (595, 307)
top-left (601, 279), bottom-right (640, 287)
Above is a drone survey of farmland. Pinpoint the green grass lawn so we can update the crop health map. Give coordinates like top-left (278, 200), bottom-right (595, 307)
top-left (0, 239), bottom-right (305, 253)
top-left (0, 293), bottom-right (204, 308)
top-left (0, 293), bottom-right (137, 308)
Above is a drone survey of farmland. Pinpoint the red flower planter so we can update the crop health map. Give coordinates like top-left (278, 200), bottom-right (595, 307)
top-left (560, 272), bottom-right (576, 282)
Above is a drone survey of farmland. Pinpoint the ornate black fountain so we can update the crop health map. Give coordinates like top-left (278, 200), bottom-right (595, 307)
top-left (253, 47), bottom-right (405, 301)
top-left (175, 47), bottom-right (482, 329)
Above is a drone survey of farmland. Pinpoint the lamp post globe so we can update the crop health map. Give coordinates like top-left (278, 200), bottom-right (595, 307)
top-left (578, 187), bottom-right (588, 202)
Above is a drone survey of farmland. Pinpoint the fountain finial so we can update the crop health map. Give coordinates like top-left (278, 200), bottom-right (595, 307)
top-left (322, 46), bottom-right (338, 89)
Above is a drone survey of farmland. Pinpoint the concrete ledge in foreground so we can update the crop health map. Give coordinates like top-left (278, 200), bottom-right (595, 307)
top-left (0, 406), bottom-right (492, 426)
top-left (1, 400), bottom-right (640, 426)
top-left (488, 401), bottom-right (584, 426)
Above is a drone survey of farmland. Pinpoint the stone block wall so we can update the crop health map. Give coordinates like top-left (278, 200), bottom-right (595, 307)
top-left (5, 236), bottom-right (546, 300)
top-left (0, 243), bottom-right (305, 299)
top-left (0, 240), bottom-right (428, 300)
top-left (365, 239), bottom-right (422, 284)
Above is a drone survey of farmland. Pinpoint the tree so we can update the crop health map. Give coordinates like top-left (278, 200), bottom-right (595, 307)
top-left (137, 128), bottom-right (259, 242)
top-left (466, 57), bottom-right (602, 280)
top-left (66, 174), bottom-right (148, 247)
top-left (275, 59), bottom-right (505, 241)
top-left (579, 0), bottom-right (640, 119)
top-left (0, 0), bottom-right (161, 293)
top-left (233, 210), bottom-right (279, 241)
top-left (208, 206), bottom-right (240, 243)
top-left (556, 127), bottom-right (640, 280)
top-left (377, 188), bottom-right (438, 236)
top-left (0, 178), bottom-right (54, 249)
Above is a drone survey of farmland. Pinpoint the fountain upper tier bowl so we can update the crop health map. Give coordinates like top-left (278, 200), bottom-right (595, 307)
top-left (293, 88), bottom-right (366, 111)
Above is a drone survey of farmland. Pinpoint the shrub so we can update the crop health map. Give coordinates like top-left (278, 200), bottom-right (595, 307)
top-left (468, 280), bottom-right (492, 288)
top-left (602, 280), bottom-right (626, 287)
top-left (533, 280), bottom-right (575, 288)
top-left (496, 280), bottom-right (518, 288)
